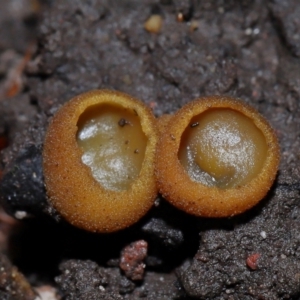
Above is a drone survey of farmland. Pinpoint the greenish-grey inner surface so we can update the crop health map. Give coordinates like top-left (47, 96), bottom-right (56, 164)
top-left (178, 108), bottom-right (268, 189)
top-left (77, 104), bottom-right (147, 191)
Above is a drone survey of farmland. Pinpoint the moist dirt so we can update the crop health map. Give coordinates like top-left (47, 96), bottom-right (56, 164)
top-left (0, 0), bottom-right (300, 299)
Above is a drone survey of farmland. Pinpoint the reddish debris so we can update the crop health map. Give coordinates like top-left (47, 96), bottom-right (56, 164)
top-left (246, 253), bottom-right (260, 270)
top-left (119, 240), bottom-right (148, 281)
top-left (4, 43), bottom-right (35, 99)
top-left (0, 208), bottom-right (20, 253)
top-left (194, 253), bottom-right (209, 263)
top-left (0, 135), bottom-right (9, 151)
top-left (148, 101), bottom-right (157, 110)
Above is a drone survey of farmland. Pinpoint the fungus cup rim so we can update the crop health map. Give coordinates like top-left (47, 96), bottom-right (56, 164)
top-left (155, 95), bottom-right (280, 217)
top-left (43, 89), bottom-right (158, 232)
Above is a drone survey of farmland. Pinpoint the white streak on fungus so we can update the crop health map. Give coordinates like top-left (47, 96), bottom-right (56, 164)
top-left (77, 104), bottom-right (147, 191)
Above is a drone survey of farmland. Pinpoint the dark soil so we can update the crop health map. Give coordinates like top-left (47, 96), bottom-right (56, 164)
top-left (0, 0), bottom-right (300, 299)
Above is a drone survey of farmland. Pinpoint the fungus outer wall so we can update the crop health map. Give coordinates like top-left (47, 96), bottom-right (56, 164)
top-left (43, 90), bottom-right (158, 232)
top-left (155, 96), bottom-right (280, 218)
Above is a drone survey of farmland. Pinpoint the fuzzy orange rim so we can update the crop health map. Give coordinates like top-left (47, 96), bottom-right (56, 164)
top-left (43, 90), bottom-right (158, 232)
top-left (155, 95), bottom-right (280, 217)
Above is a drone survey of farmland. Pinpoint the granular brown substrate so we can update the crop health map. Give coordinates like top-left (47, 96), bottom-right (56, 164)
top-left (0, 253), bottom-right (36, 300)
top-left (0, 0), bottom-right (300, 299)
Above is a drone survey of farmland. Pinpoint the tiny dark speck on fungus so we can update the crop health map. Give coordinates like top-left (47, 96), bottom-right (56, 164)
top-left (118, 118), bottom-right (130, 127)
top-left (190, 122), bottom-right (199, 128)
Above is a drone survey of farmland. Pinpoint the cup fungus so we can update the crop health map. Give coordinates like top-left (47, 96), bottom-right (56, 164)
top-left (155, 96), bottom-right (280, 217)
top-left (43, 90), bottom-right (158, 232)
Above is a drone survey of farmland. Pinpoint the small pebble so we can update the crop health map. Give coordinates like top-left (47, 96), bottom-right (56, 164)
top-left (120, 240), bottom-right (148, 281)
top-left (144, 15), bottom-right (163, 34)
top-left (246, 253), bottom-right (260, 270)
top-left (260, 231), bottom-right (267, 239)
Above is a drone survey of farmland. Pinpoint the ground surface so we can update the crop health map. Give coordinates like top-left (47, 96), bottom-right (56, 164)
top-left (0, 0), bottom-right (300, 299)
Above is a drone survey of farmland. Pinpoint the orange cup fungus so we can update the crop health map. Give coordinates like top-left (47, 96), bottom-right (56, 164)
top-left (43, 90), bottom-right (158, 232)
top-left (155, 96), bottom-right (280, 217)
